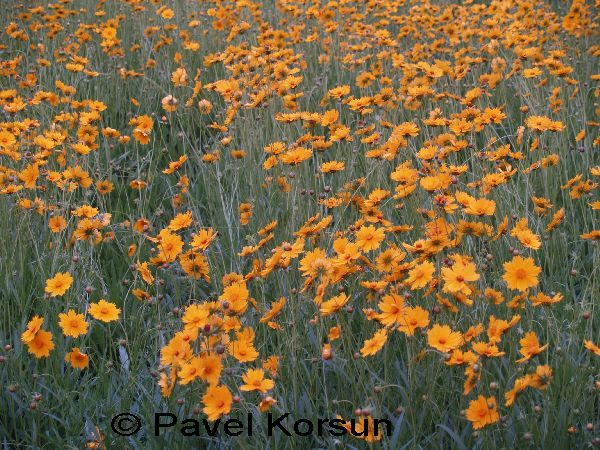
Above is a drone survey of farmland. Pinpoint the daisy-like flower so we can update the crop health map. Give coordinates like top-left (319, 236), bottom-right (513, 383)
top-left (58, 310), bottom-right (89, 337)
top-left (65, 347), bottom-right (89, 369)
top-left (502, 256), bottom-right (541, 292)
top-left (240, 368), bottom-right (275, 393)
top-left (45, 272), bottom-right (73, 297)
top-left (202, 385), bottom-right (232, 421)
top-left (427, 324), bottom-right (463, 353)
top-left (88, 300), bottom-right (121, 323)
top-left (465, 395), bottom-right (499, 429)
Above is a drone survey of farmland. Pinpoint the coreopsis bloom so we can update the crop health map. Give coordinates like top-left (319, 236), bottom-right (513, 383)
top-left (397, 306), bottom-right (430, 336)
top-left (239, 203), bottom-right (253, 226)
top-left (161, 95), bottom-right (178, 112)
top-left (0, 130), bottom-right (16, 147)
top-left (180, 251), bottom-right (210, 282)
top-left (472, 342), bottom-right (505, 358)
top-left (465, 396), bottom-right (500, 429)
top-left (130, 115), bottom-right (153, 144)
top-left (280, 147), bottom-right (312, 165)
top-left (136, 261), bottom-right (155, 285)
top-left (179, 355), bottom-right (222, 385)
top-left (529, 364), bottom-right (553, 389)
top-left (219, 282), bottom-right (249, 315)
top-left (530, 292), bottom-right (563, 306)
top-left (260, 297), bottom-right (286, 324)
top-left (427, 324), bottom-right (463, 353)
top-left (240, 368), bottom-right (275, 393)
top-left (65, 347), bottom-right (89, 369)
top-left (299, 248), bottom-right (332, 279)
top-left (163, 155), bottom-right (187, 175)
top-left (442, 259), bottom-right (480, 295)
top-left (167, 211), bottom-right (192, 231)
top-left (320, 292), bottom-right (349, 316)
top-left (26, 330), bottom-right (54, 358)
top-left (502, 256), bottom-right (541, 292)
top-left (355, 225), bottom-right (385, 252)
top-left (190, 228), bottom-right (218, 250)
top-left (228, 328), bottom-right (259, 362)
top-left (155, 228), bottom-right (184, 262)
top-left (58, 310), bottom-right (89, 337)
top-left (321, 161), bottom-right (345, 173)
top-left (171, 67), bottom-right (188, 86)
top-left (262, 356), bottom-right (280, 376)
top-left (88, 300), bottom-right (121, 323)
top-left (487, 315), bottom-right (520, 343)
top-left (159, 367), bottom-right (178, 398)
top-left (516, 332), bottom-right (548, 363)
top-left (584, 340), bottom-right (600, 356)
top-left (48, 215), bottom-right (67, 232)
top-left (45, 272), bottom-right (73, 297)
top-left (463, 198), bottom-right (496, 216)
top-left (93, 179), bottom-right (114, 195)
top-left (360, 328), bottom-right (388, 357)
top-left (199, 355), bottom-right (223, 385)
top-left (375, 293), bottom-right (405, 326)
top-left (258, 396), bottom-right (277, 412)
top-left (202, 385), bottom-right (232, 421)
top-left (160, 335), bottom-right (193, 367)
top-left (406, 260), bottom-right (435, 290)
top-left (198, 99), bottom-right (213, 114)
top-left (322, 343), bottom-right (333, 360)
top-left (181, 304), bottom-right (210, 331)
top-left (21, 315), bottom-right (43, 343)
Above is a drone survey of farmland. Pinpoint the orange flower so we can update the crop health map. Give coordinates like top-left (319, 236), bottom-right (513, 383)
top-left (228, 328), bottom-right (259, 362)
top-left (45, 272), bottom-right (73, 297)
top-left (406, 260), bottom-right (435, 290)
top-left (355, 225), bottom-right (385, 252)
top-left (584, 340), bottom-right (600, 356)
top-left (48, 215), bottom-right (67, 233)
top-left (375, 293), bottom-right (405, 326)
top-left (26, 330), bottom-right (54, 358)
top-left (321, 161), bottom-right (345, 173)
top-left (465, 395), bottom-right (499, 429)
top-left (88, 300), bottom-right (121, 323)
top-left (155, 229), bottom-right (184, 262)
top-left (360, 328), bottom-right (388, 357)
top-left (442, 259), bottom-right (479, 295)
top-left (197, 355), bottom-right (223, 385)
top-left (280, 147), bottom-right (312, 165)
top-left (190, 228), bottom-right (218, 250)
top-left (202, 385), bottom-right (232, 421)
top-left (168, 211), bottom-right (193, 231)
top-left (58, 310), bottom-right (88, 337)
top-left (516, 332), bottom-right (548, 363)
top-left (65, 347), bottom-right (89, 369)
top-left (397, 306), bottom-right (430, 336)
top-left (219, 282), bottom-right (249, 315)
top-left (136, 261), bottom-right (155, 285)
top-left (319, 292), bottom-right (349, 316)
top-left (502, 256), bottom-right (541, 292)
top-left (161, 95), bottom-right (178, 112)
top-left (240, 368), bottom-right (275, 393)
top-left (178, 356), bottom-right (202, 385)
top-left (427, 324), bottom-right (463, 353)
top-left (21, 316), bottom-right (44, 343)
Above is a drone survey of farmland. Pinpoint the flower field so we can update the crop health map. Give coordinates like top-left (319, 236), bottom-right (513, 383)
top-left (0, 0), bottom-right (599, 448)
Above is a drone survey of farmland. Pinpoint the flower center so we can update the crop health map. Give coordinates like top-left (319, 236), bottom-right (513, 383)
top-left (515, 268), bottom-right (527, 279)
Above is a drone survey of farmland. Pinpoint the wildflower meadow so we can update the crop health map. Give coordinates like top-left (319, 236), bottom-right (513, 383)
top-left (0, 0), bottom-right (599, 448)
